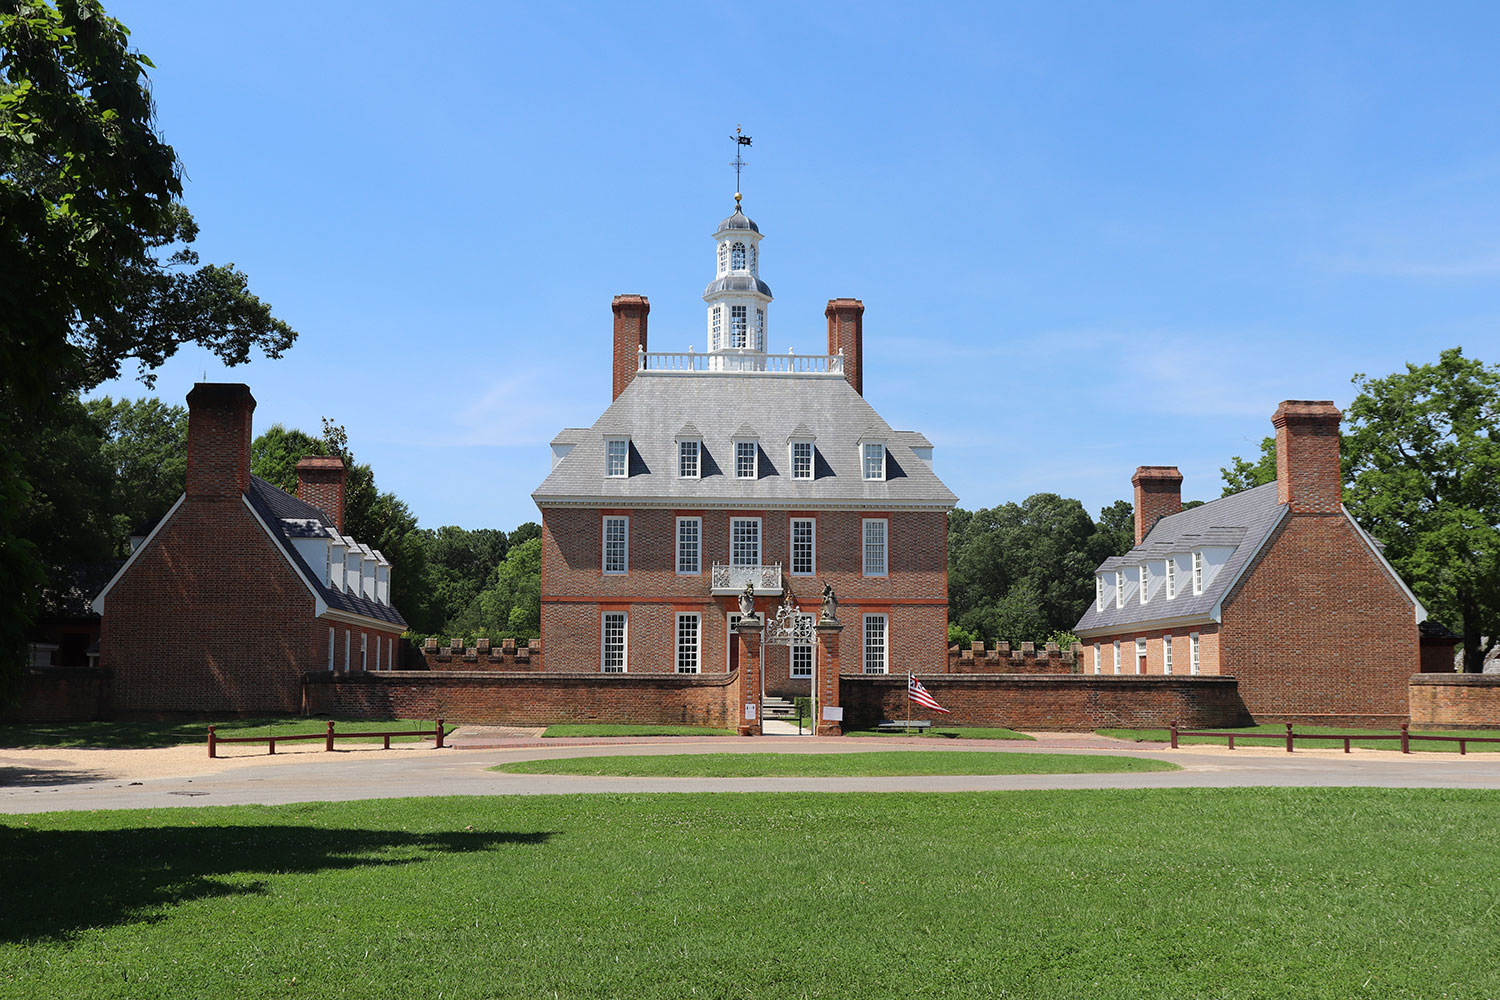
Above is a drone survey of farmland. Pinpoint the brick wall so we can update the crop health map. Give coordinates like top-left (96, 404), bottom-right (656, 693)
top-left (839, 673), bottom-right (1251, 731)
top-left (947, 641), bottom-right (1082, 674)
top-left (611, 294), bottom-right (650, 400)
top-left (303, 670), bottom-right (737, 727)
top-left (1409, 674), bottom-right (1500, 728)
top-left (1219, 514), bottom-right (1418, 722)
top-left (0, 667), bottom-right (112, 722)
top-left (418, 637), bottom-right (543, 670)
top-left (1077, 626), bottom-right (1222, 677)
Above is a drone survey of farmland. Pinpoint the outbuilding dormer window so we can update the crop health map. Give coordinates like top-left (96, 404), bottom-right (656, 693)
top-left (1139, 564), bottom-right (1149, 605)
top-left (1192, 551), bottom-right (1204, 595)
top-left (1165, 557), bottom-right (1177, 599)
top-left (605, 437), bottom-right (629, 478)
top-left (1115, 570), bottom-right (1125, 609)
top-left (862, 442), bottom-right (886, 481)
top-left (1096, 574), bottom-right (1105, 611)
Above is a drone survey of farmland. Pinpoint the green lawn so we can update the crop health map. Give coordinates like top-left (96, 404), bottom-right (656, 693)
top-left (491, 750), bottom-right (1175, 777)
top-left (845, 725), bottom-right (1035, 740)
top-left (1099, 724), bottom-right (1500, 752)
top-left (0, 717), bottom-right (447, 750)
top-left (3, 789), bottom-right (1498, 998)
top-left (540, 724), bottom-right (736, 738)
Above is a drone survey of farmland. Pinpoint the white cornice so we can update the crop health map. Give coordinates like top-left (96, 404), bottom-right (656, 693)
top-left (532, 496), bottom-right (955, 512)
top-left (1075, 611), bottom-right (1217, 639)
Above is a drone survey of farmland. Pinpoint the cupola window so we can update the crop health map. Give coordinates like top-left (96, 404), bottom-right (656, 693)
top-left (749, 243), bottom-right (758, 274)
top-left (730, 306), bottom-right (748, 348)
top-left (718, 241), bottom-right (728, 274)
top-left (711, 305), bottom-right (723, 351)
top-left (755, 308), bottom-right (766, 351)
top-left (731, 242), bottom-right (746, 271)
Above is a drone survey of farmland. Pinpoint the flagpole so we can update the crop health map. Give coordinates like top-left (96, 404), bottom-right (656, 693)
top-left (906, 674), bottom-right (912, 735)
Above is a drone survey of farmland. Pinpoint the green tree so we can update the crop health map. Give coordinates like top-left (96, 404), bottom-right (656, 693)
top-left (250, 423), bottom-right (327, 494)
top-left (1221, 437), bottom-right (1277, 495)
top-left (1, 0), bottom-right (295, 700)
top-left (86, 395), bottom-right (187, 551)
top-left (449, 537), bottom-right (543, 640)
top-left (1343, 348), bottom-right (1500, 672)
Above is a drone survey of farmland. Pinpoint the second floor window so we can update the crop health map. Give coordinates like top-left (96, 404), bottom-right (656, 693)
top-left (863, 518), bottom-right (888, 576)
top-left (791, 518), bottom-right (815, 576)
top-left (603, 516), bottom-right (628, 574)
top-left (735, 440), bottom-right (757, 479)
top-left (791, 441), bottom-right (813, 479)
top-left (679, 439), bottom-right (700, 479)
top-left (677, 517), bottom-right (700, 575)
top-left (605, 438), bottom-right (628, 478)
top-left (731, 518), bottom-right (760, 566)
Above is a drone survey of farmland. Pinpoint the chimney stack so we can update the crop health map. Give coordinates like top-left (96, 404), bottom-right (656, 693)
top-left (185, 383), bottom-right (255, 499)
top-left (296, 456), bottom-right (348, 532)
top-left (611, 294), bottom-right (650, 399)
top-left (825, 298), bottom-right (865, 396)
top-left (1131, 466), bottom-right (1183, 544)
top-left (1271, 400), bottom-right (1343, 513)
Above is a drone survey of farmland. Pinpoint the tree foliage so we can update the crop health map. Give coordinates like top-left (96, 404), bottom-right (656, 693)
top-left (249, 423), bottom-right (327, 494)
top-left (448, 537), bottom-right (543, 641)
top-left (1343, 348), bottom-right (1500, 671)
top-left (1221, 437), bottom-right (1277, 495)
top-left (85, 394), bottom-right (186, 551)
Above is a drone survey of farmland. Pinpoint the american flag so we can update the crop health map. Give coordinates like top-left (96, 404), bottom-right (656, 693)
top-left (907, 675), bottom-right (951, 714)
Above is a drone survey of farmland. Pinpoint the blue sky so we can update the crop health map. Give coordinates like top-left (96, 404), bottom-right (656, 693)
top-left (95, 1), bottom-right (1500, 531)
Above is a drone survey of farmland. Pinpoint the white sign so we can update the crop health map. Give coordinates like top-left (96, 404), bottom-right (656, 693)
top-left (745, 703), bottom-right (757, 720)
top-left (822, 706), bottom-right (844, 722)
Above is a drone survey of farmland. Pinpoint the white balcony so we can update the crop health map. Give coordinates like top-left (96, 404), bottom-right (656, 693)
top-left (710, 562), bottom-right (783, 596)
top-left (639, 349), bottom-right (844, 377)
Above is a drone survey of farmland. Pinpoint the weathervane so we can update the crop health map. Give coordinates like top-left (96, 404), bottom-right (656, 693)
top-left (730, 125), bottom-right (752, 205)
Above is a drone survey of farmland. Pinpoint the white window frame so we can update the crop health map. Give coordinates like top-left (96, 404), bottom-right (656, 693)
top-left (790, 518), bottom-right (816, 576)
top-left (730, 517), bottom-right (761, 567)
top-left (863, 614), bottom-right (889, 674)
top-left (862, 518), bottom-right (888, 577)
top-left (605, 437), bottom-right (629, 478)
top-left (1135, 637), bottom-right (1147, 674)
top-left (1163, 635), bottom-right (1173, 675)
top-left (1192, 551), bottom-right (1204, 595)
top-left (1190, 632), bottom-right (1201, 675)
top-left (791, 619), bottom-right (814, 678)
top-left (711, 304), bottom-right (723, 351)
top-left (678, 438), bottom-right (701, 479)
top-left (602, 516), bottom-right (629, 575)
top-left (730, 305), bottom-right (748, 348)
top-left (601, 612), bottom-right (627, 673)
top-left (718, 241), bottom-right (728, 274)
top-left (387, 636), bottom-right (394, 671)
top-left (1112, 639), bottom-right (1121, 675)
top-left (360, 633), bottom-right (368, 671)
top-left (734, 439), bottom-right (758, 479)
top-left (1096, 575), bottom-right (1105, 611)
top-left (790, 440), bottom-right (814, 480)
top-left (327, 627), bottom-right (335, 671)
top-left (861, 441), bottom-right (886, 482)
top-left (676, 613), bottom-right (700, 674)
top-left (731, 241), bottom-right (747, 271)
top-left (676, 516), bottom-right (701, 575)
top-left (1093, 643), bottom-right (1102, 675)
top-left (1165, 557), bottom-right (1176, 600)
top-left (755, 308), bottom-right (766, 351)
top-left (1139, 564), bottom-right (1149, 605)
top-left (1115, 570), bottom-right (1125, 609)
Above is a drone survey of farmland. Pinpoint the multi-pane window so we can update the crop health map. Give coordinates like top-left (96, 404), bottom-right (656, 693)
top-left (605, 438), bottom-right (628, 478)
top-left (755, 309), bottom-right (765, 351)
top-left (603, 516), bottom-right (628, 574)
top-left (676, 614), bottom-right (700, 674)
top-left (731, 242), bottom-right (746, 270)
top-left (790, 518), bottom-right (816, 576)
top-left (679, 439), bottom-right (700, 478)
top-left (1115, 571), bottom-right (1125, 609)
top-left (1165, 558), bottom-right (1176, 599)
top-left (1093, 643), bottom-right (1102, 675)
top-left (792, 623), bottom-right (814, 678)
top-left (1192, 551), bottom-right (1204, 594)
top-left (602, 612), bottom-right (627, 673)
top-left (735, 440), bottom-right (757, 479)
top-left (731, 518), bottom-right (761, 566)
top-left (1112, 640), bottom-right (1121, 675)
top-left (676, 517), bottom-right (701, 575)
top-left (711, 305), bottom-right (723, 350)
top-left (862, 442), bottom-right (886, 481)
top-left (862, 518), bottom-right (888, 576)
top-left (791, 441), bottom-right (813, 479)
top-left (718, 241), bottom-right (728, 273)
top-left (1139, 564), bottom-right (1150, 604)
top-left (749, 243), bottom-right (758, 273)
top-left (730, 305), bottom-right (748, 347)
top-left (1189, 633), bottom-right (1201, 675)
top-left (1163, 635), bottom-right (1174, 675)
top-left (327, 627), bottom-right (335, 671)
top-left (1135, 638), bottom-right (1147, 674)
top-left (1096, 575), bottom-right (1105, 611)
top-left (361, 633), bottom-right (368, 671)
top-left (863, 615), bottom-right (888, 674)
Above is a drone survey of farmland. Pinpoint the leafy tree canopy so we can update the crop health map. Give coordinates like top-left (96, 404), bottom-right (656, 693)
top-left (249, 423), bottom-right (327, 494)
top-left (1221, 436), bottom-right (1277, 495)
top-left (85, 394), bottom-right (186, 551)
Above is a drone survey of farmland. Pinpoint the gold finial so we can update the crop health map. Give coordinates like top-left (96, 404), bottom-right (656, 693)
top-left (735, 191), bottom-right (742, 204)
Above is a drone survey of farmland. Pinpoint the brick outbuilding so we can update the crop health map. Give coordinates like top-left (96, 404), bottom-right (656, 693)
top-left (92, 383), bottom-right (406, 716)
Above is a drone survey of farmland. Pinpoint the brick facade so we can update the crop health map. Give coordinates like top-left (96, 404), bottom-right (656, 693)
top-left (611, 294), bottom-right (650, 400)
top-left (1408, 674), bottom-right (1500, 728)
top-left (1078, 626), bottom-right (1223, 678)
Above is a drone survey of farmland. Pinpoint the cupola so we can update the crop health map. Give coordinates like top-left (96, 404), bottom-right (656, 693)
top-left (704, 192), bottom-right (773, 366)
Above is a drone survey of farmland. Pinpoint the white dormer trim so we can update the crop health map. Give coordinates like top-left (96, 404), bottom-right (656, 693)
top-left (1115, 570), bottom-right (1125, 609)
top-left (788, 437), bottom-right (815, 480)
top-left (733, 435), bottom-right (759, 480)
top-left (245, 494), bottom-right (328, 616)
top-left (91, 492), bottom-right (188, 614)
top-left (605, 436), bottom-right (630, 478)
top-left (860, 440), bottom-right (887, 482)
top-left (677, 436), bottom-right (702, 480)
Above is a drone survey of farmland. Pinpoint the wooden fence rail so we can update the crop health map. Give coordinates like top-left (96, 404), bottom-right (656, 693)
top-left (208, 719), bottom-right (446, 758)
top-left (1169, 721), bottom-right (1500, 755)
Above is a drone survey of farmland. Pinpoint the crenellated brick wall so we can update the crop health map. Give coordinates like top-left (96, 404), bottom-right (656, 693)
top-left (946, 641), bottom-right (1082, 674)
top-left (417, 637), bottom-right (544, 671)
top-left (303, 670), bottom-right (736, 727)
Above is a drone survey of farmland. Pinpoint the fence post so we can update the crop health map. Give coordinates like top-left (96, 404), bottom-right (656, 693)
top-left (1170, 721), bottom-right (1178, 750)
top-left (1400, 723), bottom-right (1409, 754)
top-left (207, 725), bottom-right (216, 759)
top-left (435, 719), bottom-right (446, 749)
top-left (326, 719), bottom-right (336, 752)
top-left (1285, 722), bottom-right (1294, 753)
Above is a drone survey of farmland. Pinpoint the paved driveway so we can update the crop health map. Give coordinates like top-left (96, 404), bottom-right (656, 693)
top-left (5, 733), bottom-right (1500, 814)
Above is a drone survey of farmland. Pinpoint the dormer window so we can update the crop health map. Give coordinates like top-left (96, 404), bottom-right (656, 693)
top-left (605, 437), bottom-right (629, 478)
top-left (678, 438), bottom-right (700, 479)
top-left (1165, 558), bottom-right (1177, 599)
top-left (1096, 575), bottom-right (1105, 611)
top-left (730, 305), bottom-right (748, 348)
top-left (1115, 570), bottom-right (1125, 609)
top-left (1192, 551), bottom-right (1204, 594)
top-left (1139, 564), bottom-right (1149, 605)
top-left (731, 241), bottom-right (746, 271)
top-left (791, 440), bottom-right (813, 479)
top-left (735, 440), bottom-right (758, 479)
top-left (862, 442), bottom-right (886, 481)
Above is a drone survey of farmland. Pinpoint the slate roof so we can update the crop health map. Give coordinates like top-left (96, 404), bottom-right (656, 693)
top-left (245, 477), bottom-right (407, 628)
top-left (716, 207), bottom-right (760, 233)
top-left (1074, 481), bottom-right (1286, 635)
top-left (533, 372), bottom-right (958, 507)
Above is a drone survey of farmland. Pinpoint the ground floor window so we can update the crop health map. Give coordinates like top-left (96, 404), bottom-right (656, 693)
top-left (361, 633), bottom-right (369, 671)
top-left (1163, 635), bottom-right (1173, 675)
top-left (676, 613), bottom-right (700, 674)
top-left (602, 612), bottom-right (627, 673)
top-left (1112, 640), bottom-right (1121, 675)
top-left (328, 627), bottom-right (335, 671)
top-left (863, 614), bottom-right (888, 674)
top-left (1190, 632), bottom-right (1201, 675)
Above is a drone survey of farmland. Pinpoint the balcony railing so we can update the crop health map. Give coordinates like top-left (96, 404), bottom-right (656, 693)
top-left (639, 349), bottom-right (844, 376)
top-left (710, 562), bottom-right (783, 595)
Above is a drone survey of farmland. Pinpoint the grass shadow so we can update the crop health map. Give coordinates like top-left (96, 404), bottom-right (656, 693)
top-left (0, 823), bottom-right (556, 943)
top-left (0, 763), bottom-right (113, 787)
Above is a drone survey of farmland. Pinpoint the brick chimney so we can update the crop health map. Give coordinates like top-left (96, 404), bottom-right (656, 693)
top-left (825, 298), bottom-right (865, 396)
top-left (185, 383), bottom-right (256, 499)
top-left (1271, 400), bottom-right (1343, 514)
top-left (611, 294), bottom-right (650, 399)
top-left (1131, 466), bottom-right (1183, 544)
top-left (296, 456), bottom-right (347, 532)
